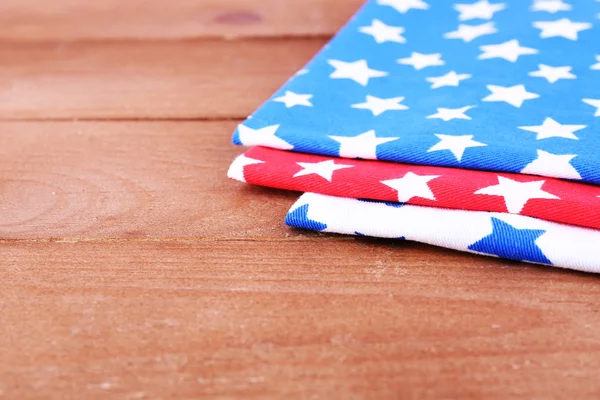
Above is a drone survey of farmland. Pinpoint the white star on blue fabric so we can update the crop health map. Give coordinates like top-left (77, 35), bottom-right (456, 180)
top-left (426, 71), bottom-right (471, 89)
top-left (533, 18), bottom-right (592, 40)
top-left (428, 134), bottom-right (487, 161)
top-left (583, 99), bottom-right (600, 116)
top-left (273, 91), bottom-right (313, 108)
top-left (398, 52), bottom-right (445, 70)
top-left (454, 0), bottom-right (506, 21)
top-left (328, 59), bottom-right (388, 86)
top-left (483, 84), bottom-right (539, 107)
top-left (518, 117), bottom-right (586, 140)
top-left (478, 40), bottom-right (538, 62)
top-left (531, 0), bottom-right (572, 13)
top-left (351, 95), bottom-right (408, 116)
top-left (378, 0), bottom-right (429, 14)
top-left (234, 124), bottom-right (293, 150)
top-left (359, 19), bottom-right (406, 44)
top-left (329, 130), bottom-right (399, 159)
top-left (528, 64), bottom-right (576, 83)
top-left (444, 22), bottom-right (497, 42)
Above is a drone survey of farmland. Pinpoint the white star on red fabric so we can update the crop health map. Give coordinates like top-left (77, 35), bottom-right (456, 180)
top-left (583, 99), bottom-right (600, 116)
top-left (426, 71), bottom-right (472, 89)
top-left (398, 52), bottom-right (445, 70)
top-left (528, 64), bottom-right (576, 83)
top-left (531, 0), bottom-right (572, 13)
top-left (236, 124), bottom-right (294, 150)
top-left (377, 0), bottom-right (429, 14)
top-left (518, 117), bottom-right (586, 140)
top-left (533, 18), bottom-right (592, 40)
top-left (475, 176), bottom-right (560, 214)
top-left (521, 150), bottom-right (581, 180)
top-left (478, 40), bottom-right (538, 62)
top-left (454, 0), bottom-right (506, 21)
top-left (273, 91), bottom-right (313, 108)
top-left (381, 172), bottom-right (440, 202)
top-left (329, 130), bottom-right (399, 159)
top-left (359, 19), bottom-right (406, 44)
top-left (227, 154), bottom-right (265, 182)
top-left (428, 134), bottom-right (487, 161)
top-left (426, 105), bottom-right (475, 121)
top-left (482, 84), bottom-right (539, 108)
top-left (328, 59), bottom-right (388, 86)
top-left (351, 95), bottom-right (408, 116)
top-left (444, 22), bottom-right (497, 42)
top-left (293, 160), bottom-right (354, 182)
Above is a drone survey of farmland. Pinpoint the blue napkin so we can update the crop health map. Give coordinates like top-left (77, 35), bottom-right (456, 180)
top-left (233, 0), bottom-right (600, 184)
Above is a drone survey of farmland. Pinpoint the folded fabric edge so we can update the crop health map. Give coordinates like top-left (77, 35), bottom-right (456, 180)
top-left (284, 193), bottom-right (600, 274)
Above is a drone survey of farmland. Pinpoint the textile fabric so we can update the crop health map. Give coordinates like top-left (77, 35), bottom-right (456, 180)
top-left (286, 193), bottom-right (600, 273)
top-left (228, 146), bottom-right (600, 230)
top-left (232, 0), bottom-right (600, 184)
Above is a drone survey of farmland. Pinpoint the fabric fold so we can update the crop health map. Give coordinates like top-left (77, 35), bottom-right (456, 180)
top-left (228, 146), bottom-right (600, 230)
top-left (285, 193), bottom-right (600, 273)
top-left (232, 0), bottom-right (600, 184)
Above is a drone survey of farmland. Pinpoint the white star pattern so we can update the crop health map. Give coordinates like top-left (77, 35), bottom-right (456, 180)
top-left (359, 19), bottom-right (406, 44)
top-left (398, 52), bottom-right (445, 70)
top-left (531, 0), bottom-right (572, 13)
top-left (236, 124), bottom-right (294, 150)
top-left (483, 84), bottom-right (539, 108)
top-left (533, 19), bottom-right (592, 40)
top-left (227, 154), bottom-right (265, 182)
top-left (381, 172), bottom-right (440, 202)
top-left (528, 64), bottom-right (576, 83)
top-left (518, 117), bottom-right (586, 140)
top-left (273, 91), bottom-right (313, 108)
top-left (428, 134), bottom-right (487, 161)
top-left (328, 59), bottom-right (388, 86)
top-left (454, 0), bottom-right (506, 21)
top-left (475, 176), bottom-right (560, 214)
top-left (293, 160), bottom-right (354, 182)
top-left (377, 0), bottom-right (429, 14)
top-left (329, 130), bottom-right (399, 159)
top-left (426, 105), bottom-right (475, 121)
top-left (351, 95), bottom-right (408, 116)
top-left (478, 40), bottom-right (539, 62)
top-left (583, 99), bottom-right (600, 116)
top-left (592, 56), bottom-right (600, 70)
top-left (444, 22), bottom-right (497, 42)
top-left (521, 150), bottom-right (581, 180)
top-left (426, 71), bottom-right (472, 89)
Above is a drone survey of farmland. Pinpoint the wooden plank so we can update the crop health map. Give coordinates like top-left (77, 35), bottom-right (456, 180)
top-left (0, 120), bottom-right (303, 239)
top-left (2, 240), bottom-right (599, 399)
top-left (0, 39), bottom-right (325, 119)
top-left (0, 0), bottom-right (362, 41)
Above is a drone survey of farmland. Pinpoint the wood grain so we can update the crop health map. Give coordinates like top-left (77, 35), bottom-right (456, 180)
top-left (0, 121), bottom-right (305, 239)
top-left (2, 240), bottom-right (600, 399)
top-left (3, 0), bottom-right (600, 398)
top-left (0, 0), bottom-right (362, 41)
top-left (0, 39), bottom-right (325, 120)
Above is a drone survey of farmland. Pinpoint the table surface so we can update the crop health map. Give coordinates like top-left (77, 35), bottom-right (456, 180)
top-left (2, 1), bottom-right (600, 398)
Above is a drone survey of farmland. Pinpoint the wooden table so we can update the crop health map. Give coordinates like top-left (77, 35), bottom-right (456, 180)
top-left (2, 1), bottom-right (599, 398)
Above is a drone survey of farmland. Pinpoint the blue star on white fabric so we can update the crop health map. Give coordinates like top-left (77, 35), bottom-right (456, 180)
top-left (234, 0), bottom-right (600, 184)
top-left (284, 204), bottom-right (328, 231)
top-left (468, 217), bottom-right (552, 264)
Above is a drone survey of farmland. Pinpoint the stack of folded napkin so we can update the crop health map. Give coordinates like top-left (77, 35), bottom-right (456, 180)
top-left (228, 0), bottom-right (600, 273)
